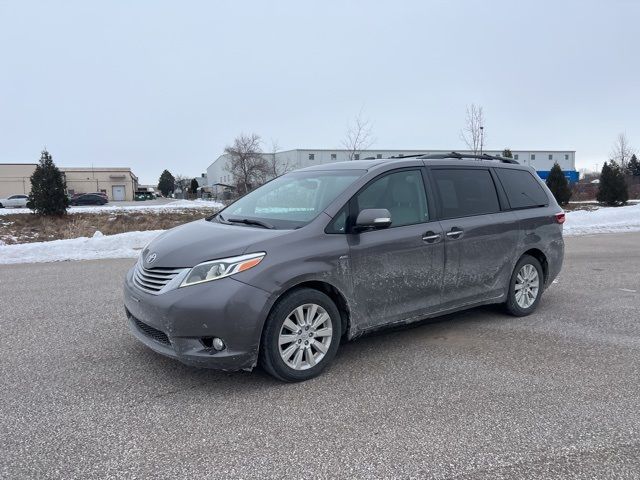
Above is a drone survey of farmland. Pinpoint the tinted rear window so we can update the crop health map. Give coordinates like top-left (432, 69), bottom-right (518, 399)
top-left (496, 169), bottom-right (549, 209)
top-left (432, 169), bottom-right (500, 218)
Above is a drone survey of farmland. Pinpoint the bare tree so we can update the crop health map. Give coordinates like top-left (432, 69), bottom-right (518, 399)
top-left (610, 133), bottom-right (635, 169)
top-left (265, 139), bottom-right (292, 180)
top-left (224, 133), bottom-right (268, 195)
top-left (173, 174), bottom-right (192, 198)
top-left (460, 104), bottom-right (485, 155)
top-left (342, 112), bottom-right (375, 160)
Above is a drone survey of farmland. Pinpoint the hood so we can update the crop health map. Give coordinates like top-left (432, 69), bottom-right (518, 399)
top-left (141, 219), bottom-right (289, 268)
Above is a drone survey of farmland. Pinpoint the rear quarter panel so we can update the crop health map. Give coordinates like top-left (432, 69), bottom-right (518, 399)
top-left (513, 205), bottom-right (564, 287)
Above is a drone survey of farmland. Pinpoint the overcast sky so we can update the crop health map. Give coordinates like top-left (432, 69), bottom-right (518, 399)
top-left (1, 1), bottom-right (638, 183)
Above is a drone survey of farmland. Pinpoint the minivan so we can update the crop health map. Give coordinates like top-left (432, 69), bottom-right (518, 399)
top-left (124, 153), bottom-right (564, 382)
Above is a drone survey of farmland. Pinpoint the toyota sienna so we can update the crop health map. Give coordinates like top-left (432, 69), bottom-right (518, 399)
top-left (124, 153), bottom-right (565, 381)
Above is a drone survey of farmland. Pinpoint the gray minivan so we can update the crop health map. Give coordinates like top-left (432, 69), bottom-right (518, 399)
top-left (124, 153), bottom-right (564, 381)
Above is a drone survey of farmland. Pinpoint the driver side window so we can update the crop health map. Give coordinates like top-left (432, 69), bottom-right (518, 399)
top-left (355, 170), bottom-right (429, 228)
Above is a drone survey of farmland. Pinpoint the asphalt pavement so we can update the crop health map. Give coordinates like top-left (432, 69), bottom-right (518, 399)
top-left (1, 233), bottom-right (639, 479)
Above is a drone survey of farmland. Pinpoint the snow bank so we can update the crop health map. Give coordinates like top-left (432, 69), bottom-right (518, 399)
top-left (0, 199), bottom-right (223, 216)
top-left (0, 230), bottom-right (163, 264)
top-left (1, 203), bottom-right (639, 264)
top-left (564, 203), bottom-right (640, 236)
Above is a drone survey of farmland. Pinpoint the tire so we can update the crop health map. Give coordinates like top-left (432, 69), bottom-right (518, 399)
top-left (260, 288), bottom-right (342, 382)
top-left (505, 255), bottom-right (544, 317)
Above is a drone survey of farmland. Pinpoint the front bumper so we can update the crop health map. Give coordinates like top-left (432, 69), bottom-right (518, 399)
top-left (123, 266), bottom-right (273, 371)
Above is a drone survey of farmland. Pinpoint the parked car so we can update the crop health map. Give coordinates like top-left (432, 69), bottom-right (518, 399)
top-left (124, 153), bottom-right (565, 382)
top-left (0, 194), bottom-right (29, 208)
top-left (70, 193), bottom-right (108, 206)
top-left (71, 192), bottom-right (107, 200)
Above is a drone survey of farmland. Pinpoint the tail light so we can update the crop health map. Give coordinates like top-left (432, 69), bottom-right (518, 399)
top-left (554, 212), bottom-right (566, 224)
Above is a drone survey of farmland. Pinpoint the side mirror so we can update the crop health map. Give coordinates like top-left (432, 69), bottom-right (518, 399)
top-left (355, 208), bottom-right (392, 230)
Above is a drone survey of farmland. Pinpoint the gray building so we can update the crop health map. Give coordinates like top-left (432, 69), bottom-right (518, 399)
top-left (207, 148), bottom-right (578, 196)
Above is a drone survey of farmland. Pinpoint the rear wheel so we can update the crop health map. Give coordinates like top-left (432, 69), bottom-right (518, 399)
top-left (260, 288), bottom-right (341, 382)
top-left (505, 255), bottom-right (544, 316)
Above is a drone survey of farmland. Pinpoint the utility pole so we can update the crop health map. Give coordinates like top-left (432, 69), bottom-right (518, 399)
top-left (480, 126), bottom-right (484, 156)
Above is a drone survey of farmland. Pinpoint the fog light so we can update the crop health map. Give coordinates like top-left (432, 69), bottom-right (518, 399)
top-left (212, 337), bottom-right (226, 351)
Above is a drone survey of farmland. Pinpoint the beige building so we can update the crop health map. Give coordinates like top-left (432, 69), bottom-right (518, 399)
top-left (62, 167), bottom-right (138, 201)
top-left (0, 164), bottom-right (36, 198)
top-left (0, 164), bottom-right (139, 201)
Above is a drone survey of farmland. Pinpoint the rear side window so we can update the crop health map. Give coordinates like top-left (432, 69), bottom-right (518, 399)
top-left (496, 169), bottom-right (548, 209)
top-left (432, 169), bottom-right (500, 219)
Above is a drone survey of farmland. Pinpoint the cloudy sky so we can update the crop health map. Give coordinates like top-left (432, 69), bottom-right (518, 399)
top-left (1, 0), bottom-right (638, 183)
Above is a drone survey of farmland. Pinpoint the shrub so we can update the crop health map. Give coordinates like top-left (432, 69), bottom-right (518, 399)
top-left (597, 161), bottom-right (628, 206)
top-left (28, 150), bottom-right (69, 216)
top-left (545, 163), bottom-right (572, 205)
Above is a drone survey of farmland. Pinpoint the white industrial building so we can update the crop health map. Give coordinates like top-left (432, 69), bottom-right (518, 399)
top-left (207, 149), bottom-right (577, 196)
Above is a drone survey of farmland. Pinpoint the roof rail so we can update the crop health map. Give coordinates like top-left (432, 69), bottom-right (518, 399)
top-left (418, 151), bottom-right (519, 164)
top-left (388, 153), bottom-right (429, 159)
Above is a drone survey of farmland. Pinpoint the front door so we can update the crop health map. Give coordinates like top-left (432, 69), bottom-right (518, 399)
top-left (429, 167), bottom-right (518, 308)
top-left (348, 169), bottom-right (445, 330)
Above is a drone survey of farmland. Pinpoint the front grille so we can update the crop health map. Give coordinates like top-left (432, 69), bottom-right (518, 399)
top-left (133, 263), bottom-right (185, 294)
top-left (132, 317), bottom-right (171, 346)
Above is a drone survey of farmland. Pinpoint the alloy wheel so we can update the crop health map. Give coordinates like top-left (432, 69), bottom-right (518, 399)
top-left (278, 303), bottom-right (333, 370)
top-left (514, 264), bottom-right (540, 309)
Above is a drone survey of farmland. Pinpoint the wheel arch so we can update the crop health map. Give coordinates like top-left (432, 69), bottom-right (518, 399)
top-left (520, 248), bottom-right (549, 284)
top-left (265, 280), bottom-right (352, 338)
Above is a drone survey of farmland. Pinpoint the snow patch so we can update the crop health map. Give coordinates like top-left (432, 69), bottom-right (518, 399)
top-left (0, 199), bottom-right (223, 216)
top-left (0, 230), bottom-right (163, 264)
top-left (564, 203), bottom-right (640, 236)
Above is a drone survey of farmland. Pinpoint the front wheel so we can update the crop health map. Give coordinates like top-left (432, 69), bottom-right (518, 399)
top-left (260, 288), bottom-right (342, 382)
top-left (505, 255), bottom-right (544, 316)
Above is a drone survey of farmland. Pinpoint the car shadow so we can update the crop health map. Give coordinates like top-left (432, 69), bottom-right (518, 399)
top-left (126, 303), bottom-right (507, 395)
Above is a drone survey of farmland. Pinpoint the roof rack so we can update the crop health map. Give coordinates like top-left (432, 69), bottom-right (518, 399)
top-left (418, 151), bottom-right (519, 164)
top-left (388, 153), bottom-right (429, 159)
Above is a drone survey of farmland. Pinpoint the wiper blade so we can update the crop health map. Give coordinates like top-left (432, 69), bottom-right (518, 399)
top-left (207, 212), bottom-right (227, 222)
top-left (226, 217), bottom-right (275, 229)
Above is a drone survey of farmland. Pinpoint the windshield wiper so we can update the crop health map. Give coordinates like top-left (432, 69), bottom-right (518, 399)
top-left (225, 217), bottom-right (275, 229)
top-left (207, 212), bottom-right (227, 222)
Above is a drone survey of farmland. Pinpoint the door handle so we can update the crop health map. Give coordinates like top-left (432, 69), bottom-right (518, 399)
top-left (422, 231), bottom-right (442, 243)
top-left (446, 228), bottom-right (464, 239)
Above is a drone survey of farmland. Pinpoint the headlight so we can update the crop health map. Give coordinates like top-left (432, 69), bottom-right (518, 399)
top-left (180, 252), bottom-right (266, 287)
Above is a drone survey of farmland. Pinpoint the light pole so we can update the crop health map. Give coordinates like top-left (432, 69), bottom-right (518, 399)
top-left (480, 126), bottom-right (484, 156)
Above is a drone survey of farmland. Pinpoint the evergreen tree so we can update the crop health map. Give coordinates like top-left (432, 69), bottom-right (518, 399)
top-left (28, 150), bottom-right (69, 215)
top-left (628, 154), bottom-right (640, 176)
top-left (501, 148), bottom-right (513, 158)
top-left (545, 163), bottom-right (572, 205)
top-left (597, 161), bottom-right (628, 206)
top-left (157, 170), bottom-right (175, 196)
top-left (190, 178), bottom-right (199, 194)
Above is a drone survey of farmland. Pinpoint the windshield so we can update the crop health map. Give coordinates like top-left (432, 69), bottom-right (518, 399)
top-left (217, 170), bottom-right (364, 229)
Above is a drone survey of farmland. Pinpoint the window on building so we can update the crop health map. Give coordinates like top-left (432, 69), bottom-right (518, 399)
top-left (355, 170), bottom-right (429, 227)
top-left (432, 169), bottom-right (500, 219)
top-left (309, 153), bottom-right (315, 160)
top-left (548, 154), bottom-right (553, 160)
top-left (354, 154), bottom-right (360, 160)
top-left (514, 154), bottom-right (519, 160)
top-left (531, 154), bottom-right (536, 160)
top-left (496, 169), bottom-right (549, 209)
top-left (376, 154), bottom-right (382, 159)
top-left (565, 154), bottom-right (569, 160)
top-left (331, 153), bottom-right (337, 160)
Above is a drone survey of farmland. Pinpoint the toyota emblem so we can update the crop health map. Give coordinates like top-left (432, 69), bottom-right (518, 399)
top-left (146, 252), bottom-right (157, 264)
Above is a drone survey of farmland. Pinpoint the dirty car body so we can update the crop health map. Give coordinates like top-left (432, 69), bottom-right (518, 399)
top-left (124, 155), bottom-right (564, 380)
